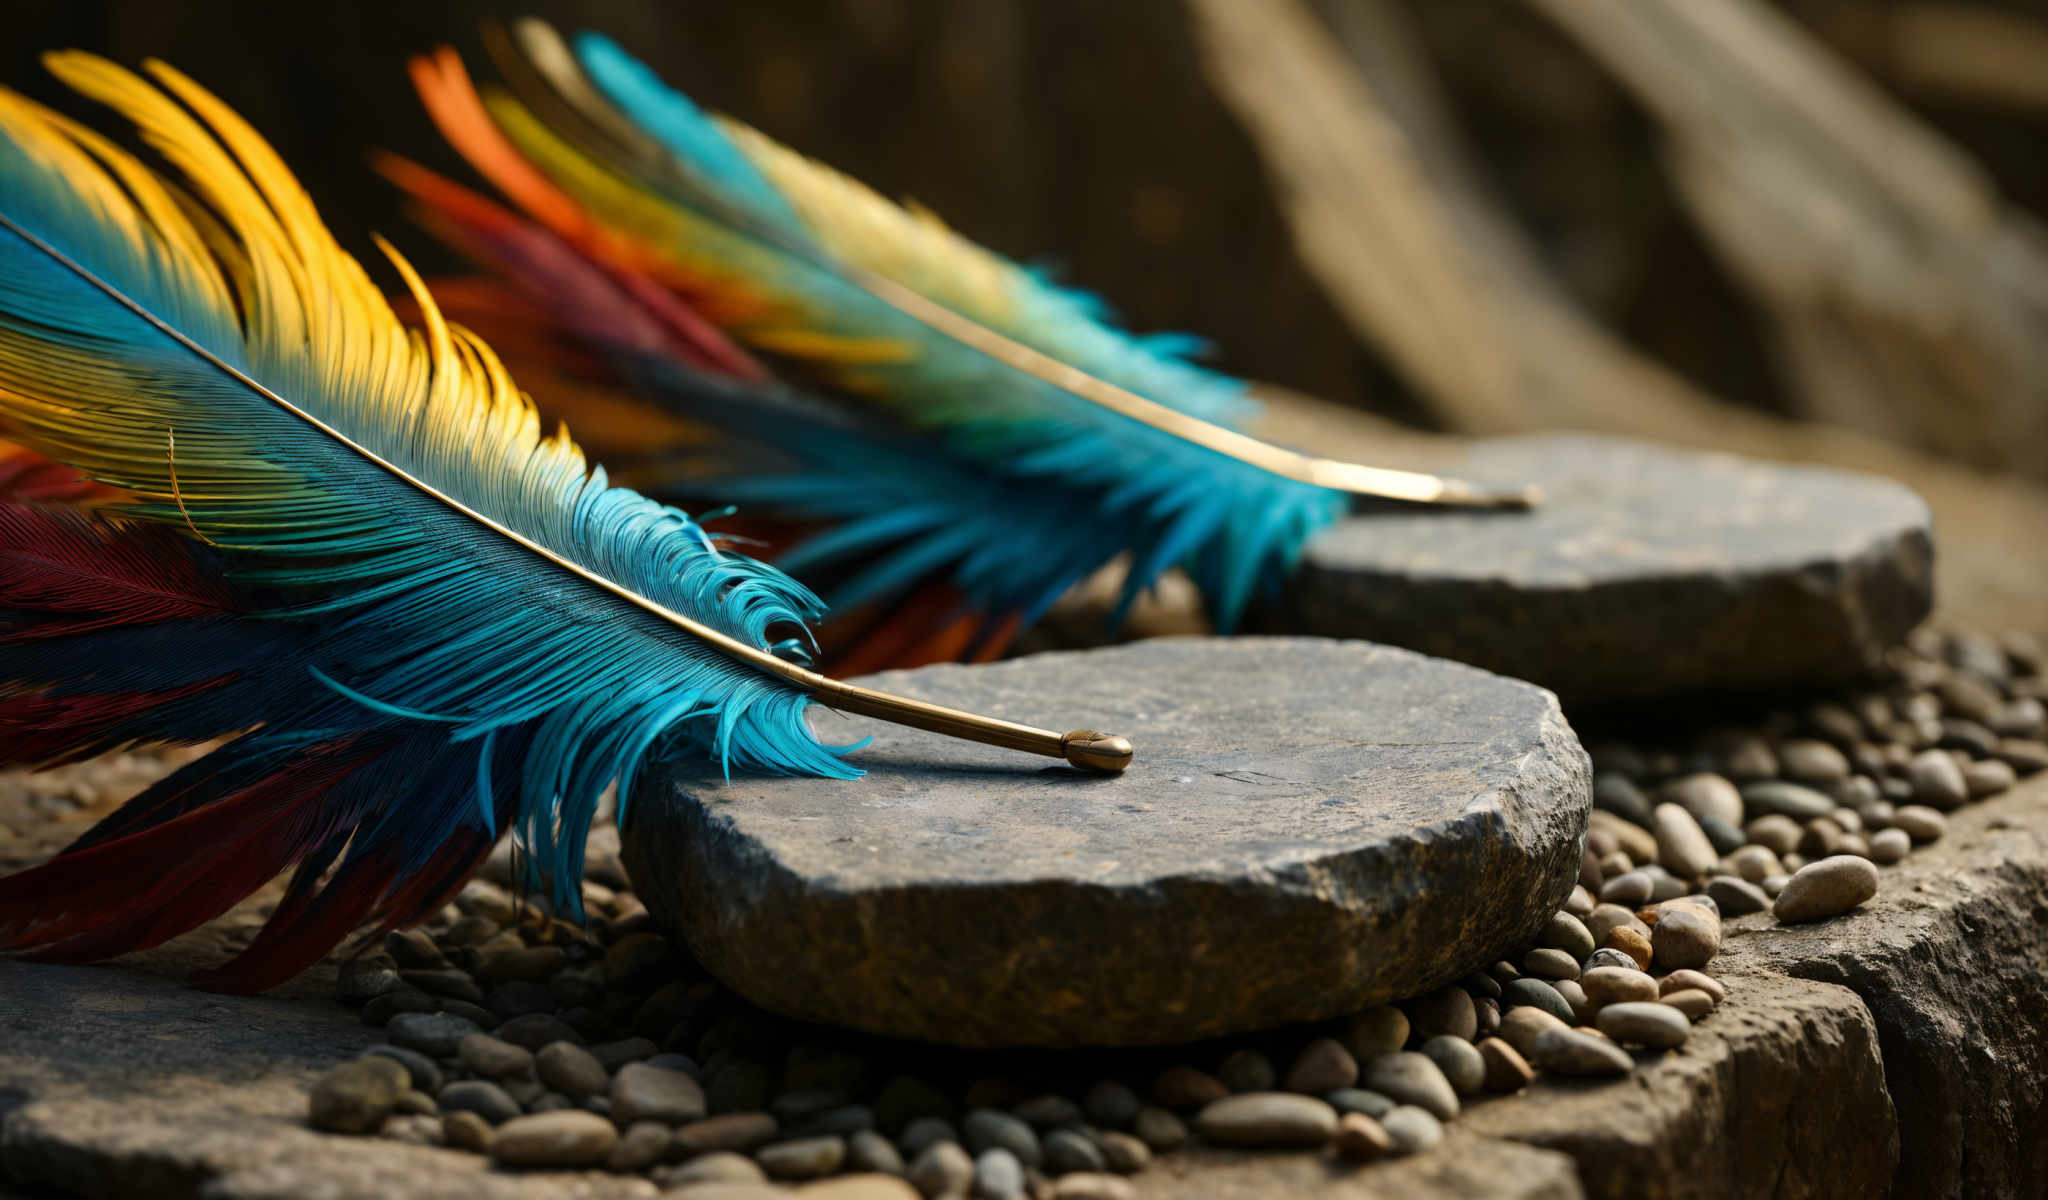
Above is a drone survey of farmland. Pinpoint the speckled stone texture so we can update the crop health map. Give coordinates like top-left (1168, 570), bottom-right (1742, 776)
top-left (622, 637), bottom-right (1591, 1047)
top-left (1268, 434), bottom-right (1933, 704)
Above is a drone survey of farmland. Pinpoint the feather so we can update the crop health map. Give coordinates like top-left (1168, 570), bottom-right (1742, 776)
top-left (0, 53), bottom-right (887, 988)
top-left (399, 31), bottom-right (1350, 639)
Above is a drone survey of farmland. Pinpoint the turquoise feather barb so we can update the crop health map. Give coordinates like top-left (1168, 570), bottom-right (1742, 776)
top-left (402, 26), bottom-right (1350, 645)
top-left (0, 52), bottom-right (861, 991)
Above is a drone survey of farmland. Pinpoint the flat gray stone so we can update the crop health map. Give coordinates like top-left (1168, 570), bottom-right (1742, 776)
top-left (623, 637), bottom-right (1590, 1046)
top-left (1268, 434), bottom-right (1932, 703)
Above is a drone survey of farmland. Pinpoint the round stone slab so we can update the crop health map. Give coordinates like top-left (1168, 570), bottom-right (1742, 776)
top-left (621, 637), bottom-right (1589, 1048)
top-left (1272, 434), bottom-right (1932, 704)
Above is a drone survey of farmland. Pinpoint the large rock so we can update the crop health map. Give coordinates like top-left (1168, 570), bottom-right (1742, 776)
top-left (1268, 434), bottom-right (1933, 703)
top-left (623, 637), bottom-right (1590, 1046)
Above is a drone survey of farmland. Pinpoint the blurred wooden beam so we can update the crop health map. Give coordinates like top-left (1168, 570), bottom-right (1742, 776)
top-left (1527, 0), bottom-right (2048, 480)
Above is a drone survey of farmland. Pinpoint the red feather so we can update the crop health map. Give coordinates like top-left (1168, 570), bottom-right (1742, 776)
top-left (0, 504), bottom-right (233, 642)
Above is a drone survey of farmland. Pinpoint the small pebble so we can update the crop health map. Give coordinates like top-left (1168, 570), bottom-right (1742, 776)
top-left (1908, 750), bottom-right (1968, 809)
top-left (1527, 1028), bottom-right (1634, 1076)
top-left (1705, 875), bottom-right (1769, 917)
top-left (1193, 1093), bottom-right (1338, 1147)
top-left (1595, 773), bottom-right (1657, 825)
top-left (1217, 1048), bottom-right (1274, 1094)
top-left (1419, 1036), bottom-right (1484, 1097)
top-left (1379, 1105), bottom-right (1443, 1154)
top-left (1697, 815), bottom-right (1746, 856)
top-left (1773, 855), bottom-right (1880, 923)
top-left (1659, 970), bottom-right (1725, 1003)
top-left (437, 1080), bottom-right (521, 1126)
top-left (1596, 1002), bottom-right (1690, 1049)
top-left (492, 1110), bottom-right (618, 1166)
top-left (1330, 1111), bottom-right (1393, 1161)
top-left (1405, 986), bottom-right (1477, 1042)
top-left (1340, 1006), bottom-right (1409, 1061)
top-left (611, 1061), bottom-right (706, 1124)
top-left (897, 1117), bottom-right (957, 1159)
top-left (1864, 825), bottom-right (1908, 864)
top-left (972, 1148), bottom-right (1026, 1200)
top-left (1600, 872), bottom-right (1654, 906)
top-left (1096, 1131), bottom-right (1149, 1174)
top-left (963, 1110), bottom-right (1042, 1169)
top-left (1661, 990), bottom-right (1716, 1021)
top-left (1081, 1081), bottom-right (1139, 1130)
top-left (1892, 806), bottom-right (1948, 843)
top-left (1476, 1038), bottom-right (1535, 1092)
top-left (678, 1111), bottom-right (781, 1155)
top-left (1565, 885), bottom-right (1597, 918)
top-left (1149, 1066), bottom-right (1227, 1111)
top-left (1742, 783), bottom-right (1837, 822)
top-left (1581, 966), bottom-right (1658, 1006)
top-left (441, 1109), bottom-right (493, 1155)
top-left (666, 1150), bottom-right (769, 1186)
top-left (606, 1121), bottom-right (672, 1173)
top-left (1728, 845), bottom-right (1783, 884)
top-left (1358, 1052), bottom-right (1459, 1121)
top-left (1779, 739), bottom-right (1850, 783)
top-left (908, 1142), bottom-right (973, 1199)
top-left (1043, 1129), bottom-right (1106, 1175)
top-left (758, 1135), bottom-right (848, 1181)
top-left (1582, 948), bottom-right (1639, 973)
top-left (1324, 1088), bottom-right (1394, 1118)
top-left (309, 1057), bottom-right (410, 1134)
top-left (1554, 979), bottom-right (1594, 1023)
top-left (1133, 1107), bottom-right (1187, 1152)
top-left (1651, 902), bottom-right (1720, 970)
top-left (1523, 947), bottom-right (1582, 981)
top-left (1604, 927), bottom-right (1653, 971)
top-left (1964, 759), bottom-right (2017, 797)
top-left (1744, 815), bottom-right (1804, 856)
top-left (1539, 911), bottom-right (1596, 961)
top-left (457, 1033), bottom-right (534, 1080)
top-left (1283, 1038), bottom-right (1357, 1094)
top-left (1660, 773), bottom-right (1744, 827)
top-left (384, 1011), bottom-right (479, 1058)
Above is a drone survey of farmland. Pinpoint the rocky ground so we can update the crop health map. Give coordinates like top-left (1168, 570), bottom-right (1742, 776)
top-left (2, 629), bottom-right (2044, 1198)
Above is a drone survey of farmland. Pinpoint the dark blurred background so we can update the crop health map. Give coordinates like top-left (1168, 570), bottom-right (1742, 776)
top-left (7, 0), bottom-right (2048, 631)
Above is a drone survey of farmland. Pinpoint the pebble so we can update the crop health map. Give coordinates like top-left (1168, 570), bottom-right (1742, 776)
top-left (907, 1142), bottom-right (973, 1199)
top-left (1705, 875), bottom-right (1770, 917)
top-left (1539, 911), bottom-right (1596, 960)
top-left (1405, 986), bottom-right (1477, 1042)
top-left (1744, 814), bottom-right (1804, 856)
top-left (1892, 806), bottom-right (1948, 843)
top-left (336, 961), bottom-right (403, 1005)
top-left (607, 1121), bottom-right (673, 1173)
top-left (1340, 1006), bottom-right (1409, 1061)
top-left (1591, 809), bottom-right (1659, 863)
top-left (457, 1033), bottom-right (535, 1080)
top-left (1762, 873), bottom-right (1792, 897)
top-left (1010, 1095), bottom-right (1081, 1129)
top-left (492, 1013), bottom-right (582, 1050)
top-left (897, 1117), bottom-right (958, 1159)
top-left (1330, 1111), bottom-right (1393, 1161)
top-left (670, 1151), bottom-right (771, 1185)
top-left (963, 1110), bottom-right (1042, 1168)
top-left (1997, 739), bottom-right (2048, 774)
top-left (492, 1110), bottom-right (618, 1166)
top-left (309, 1057), bottom-right (411, 1134)
top-left (1651, 902), bottom-right (1720, 970)
top-left (1661, 990), bottom-right (1716, 1021)
top-left (1585, 903), bottom-right (1650, 946)
top-left (972, 1148), bottom-right (1026, 1200)
top-left (381, 1114), bottom-right (444, 1147)
top-left (1908, 750), bottom-right (1969, 809)
top-left (1600, 872), bottom-right (1654, 906)
top-left (1716, 735), bottom-right (1779, 780)
top-left (362, 1044), bottom-right (442, 1094)
top-left (1641, 865), bottom-right (1688, 901)
top-left (1604, 927), bottom-right (1653, 971)
top-left (1661, 773), bottom-right (1744, 827)
top-left (1596, 1002), bottom-right (1690, 1049)
top-left (1283, 1039), bottom-right (1357, 1094)
top-left (1358, 1052), bottom-right (1459, 1121)
top-left (1194, 1093), bottom-right (1342, 1148)
top-left (1490, 999), bottom-right (1564, 1056)
top-left (1527, 1028), bottom-right (1635, 1076)
top-left (1522, 947), bottom-right (1582, 981)
top-left (1742, 783), bottom-right (1837, 822)
top-left (1476, 1038), bottom-right (1535, 1092)
top-left (1097, 1131), bottom-right (1150, 1174)
top-left (1501, 977), bottom-right (1577, 1026)
top-left (1582, 948), bottom-right (1639, 973)
top-left (1149, 1066), bottom-right (1228, 1111)
top-left (1696, 815), bottom-right (1746, 855)
top-left (1659, 970), bottom-right (1725, 1004)
top-left (612, 1061), bottom-right (707, 1124)
top-left (1595, 774), bottom-right (1655, 826)
top-left (1773, 855), bottom-right (1880, 923)
top-left (1964, 759), bottom-right (2017, 797)
top-left (1554, 979), bottom-right (1594, 1024)
top-left (384, 1011), bottom-right (479, 1058)
top-left (1050, 1175), bottom-right (1137, 1200)
top-left (441, 1109), bottom-right (493, 1155)
top-left (1566, 884), bottom-right (1598, 917)
top-left (1869, 827), bottom-right (1911, 864)
top-left (1778, 739), bottom-right (1850, 782)
top-left (1728, 845), bottom-right (1783, 884)
top-left (437, 1080), bottom-right (521, 1125)
top-left (759, 1136), bottom-right (848, 1180)
top-left (1379, 1105), bottom-right (1443, 1154)
top-left (1324, 1088), bottom-right (1394, 1118)
top-left (1043, 1129), bottom-right (1106, 1175)
top-left (535, 1041), bottom-right (609, 1098)
top-left (1133, 1107), bottom-right (1187, 1152)
top-left (1216, 1048), bottom-right (1274, 1094)
top-left (1581, 966), bottom-right (1659, 1006)
top-left (1419, 1036), bottom-right (1485, 1096)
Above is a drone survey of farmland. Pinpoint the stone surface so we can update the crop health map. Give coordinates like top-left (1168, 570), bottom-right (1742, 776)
top-left (624, 638), bottom-right (1590, 1046)
top-left (1267, 434), bottom-right (1932, 703)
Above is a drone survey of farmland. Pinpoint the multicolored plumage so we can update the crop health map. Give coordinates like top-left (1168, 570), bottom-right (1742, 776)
top-left (0, 53), bottom-right (863, 990)
top-left (389, 25), bottom-right (1348, 662)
